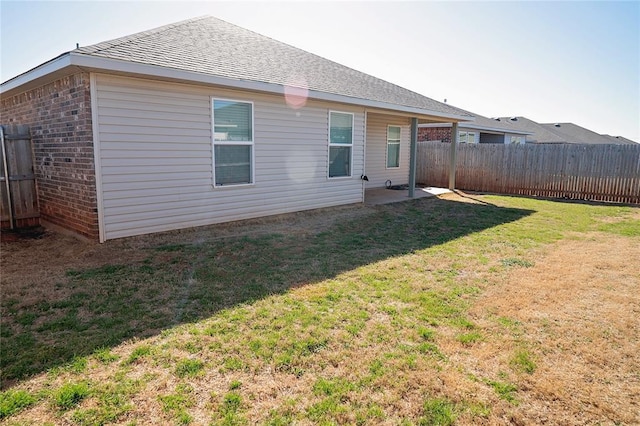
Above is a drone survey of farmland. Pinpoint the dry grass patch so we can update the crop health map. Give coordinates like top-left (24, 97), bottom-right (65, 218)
top-left (1, 194), bottom-right (638, 425)
top-left (468, 233), bottom-right (640, 425)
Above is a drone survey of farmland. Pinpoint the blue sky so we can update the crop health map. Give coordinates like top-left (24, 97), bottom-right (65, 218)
top-left (1, 1), bottom-right (639, 141)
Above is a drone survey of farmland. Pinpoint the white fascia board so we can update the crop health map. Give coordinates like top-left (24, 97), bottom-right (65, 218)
top-left (2, 51), bottom-right (474, 122)
top-left (505, 130), bottom-right (534, 136)
top-left (419, 123), bottom-right (454, 128)
top-left (1, 54), bottom-right (72, 94)
top-left (70, 53), bottom-right (473, 122)
top-left (71, 53), bottom-right (473, 121)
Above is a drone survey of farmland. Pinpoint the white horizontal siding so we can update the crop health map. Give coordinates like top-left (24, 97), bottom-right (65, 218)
top-left (102, 174), bottom-right (212, 189)
top-left (98, 98), bottom-right (211, 116)
top-left (99, 125), bottom-right (211, 137)
top-left (99, 142), bottom-right (209, 153)
top-left (98, 107), bottom-right (209, 124)
top-left (104, 187), bottom-right (360, 239)
top-left (99, 133), bottom-right (209, 144)
top-left (94, 74), bottom-right (366, 240)
top-left (104, 185), bottom-right (359, 217)
top-left (365, 113), bottom-right (411, 188)
top-left (99, 115), bottom-right (212, 130)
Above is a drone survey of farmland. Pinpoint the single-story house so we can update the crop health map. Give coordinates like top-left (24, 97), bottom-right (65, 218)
top-left (1, 16), bottom-right (473, 242)
top-left (418, 110), bottom-right (530, 145)
top-left (493, 117), bottom-right (637, 144)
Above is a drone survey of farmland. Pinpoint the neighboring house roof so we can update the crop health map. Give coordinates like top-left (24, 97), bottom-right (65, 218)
top-left (494, 117), bottom-right (637, 144)
top-left (602, 135), bottom-right (638, 144)
top-left (419, 108), bottom-right (530, 135)
top-left (540, 122), bottom-right (637, 145)
top-left (492, 117), bottom-right (565, 143)
top-left (1, 16), bottom-right (472, 122)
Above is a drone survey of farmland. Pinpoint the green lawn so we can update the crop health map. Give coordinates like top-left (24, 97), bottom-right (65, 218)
top-left (1, 194), bottom-right (638, 425)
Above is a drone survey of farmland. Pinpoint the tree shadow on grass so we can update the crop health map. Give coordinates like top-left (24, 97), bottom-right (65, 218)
top-left (0, 196), bottom-right (534, 388)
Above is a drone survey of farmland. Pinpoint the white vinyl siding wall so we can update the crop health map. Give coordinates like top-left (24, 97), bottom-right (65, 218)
top-left (94, 74), bottom-right (365, 240)
top-left (364, 113), bottom-right (410, 189)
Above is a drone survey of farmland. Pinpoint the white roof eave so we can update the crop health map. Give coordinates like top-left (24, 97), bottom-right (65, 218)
top-left (2, 52), bottom-right (473, 122)
top-left (1, 53), bottom-right (73, 94)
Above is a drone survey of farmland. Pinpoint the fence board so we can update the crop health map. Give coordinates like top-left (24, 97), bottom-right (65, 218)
top-left (417, 141), bottom-right (640, 204)
top-left (0, 138), bottom-right (9, 223)
top-left (1, 124), bottom-right (40, 229)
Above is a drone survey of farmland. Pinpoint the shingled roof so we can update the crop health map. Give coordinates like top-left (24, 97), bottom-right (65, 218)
top-left (493, 117), bottom-right (568, 143)
top-left (68, 16), bottom-right (469, 118)
top-left (421, 106), bottom-right (530, 135)
top-left (540, 123), bottom-right (637, 145)
top-left (494, 117), bottom-right (637, 144)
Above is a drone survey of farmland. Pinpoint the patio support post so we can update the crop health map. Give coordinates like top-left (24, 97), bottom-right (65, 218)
top-left (449, 122), bottom-right (458, 190)
top-left (408, 117), bottom-right (418, 198)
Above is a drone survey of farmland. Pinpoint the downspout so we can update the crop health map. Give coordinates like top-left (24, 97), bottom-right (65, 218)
top-left (89, 73), bottom-right (106, 242)
top-left (408, 117), bottom-right (418, 198)
top-left (361, 110), bottom-right (368, 202)
top-left (449, 122), bottom-right (459, 190)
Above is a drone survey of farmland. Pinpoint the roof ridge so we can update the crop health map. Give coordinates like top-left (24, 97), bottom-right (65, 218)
top-left (75, 15), bottom-right (211, 55)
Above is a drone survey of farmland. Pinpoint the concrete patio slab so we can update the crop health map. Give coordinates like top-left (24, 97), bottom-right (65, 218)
top-left (365, 187), bottom-right (451, 205)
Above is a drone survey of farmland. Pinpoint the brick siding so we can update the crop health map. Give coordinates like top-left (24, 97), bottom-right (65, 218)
top-left (1, 73), bottom-right (99, 240)
top-left (418, 127), bottom-right (452, 143)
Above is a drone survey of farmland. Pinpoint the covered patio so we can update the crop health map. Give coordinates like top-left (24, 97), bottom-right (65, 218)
top-left (363, 111), bottom-right (463, 207)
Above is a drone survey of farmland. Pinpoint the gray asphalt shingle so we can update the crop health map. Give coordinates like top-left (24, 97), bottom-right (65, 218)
top-left (494, 117), bottom-right (637, 144)
top-left (494, 117), bottom-right (569, 143)
top-left (540, 123), bottom-right (636, 145)
top-left (74, 16), bottom-right (470, 117)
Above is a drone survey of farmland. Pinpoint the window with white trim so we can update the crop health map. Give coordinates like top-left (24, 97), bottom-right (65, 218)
top-left (468, 132), bottom-right (476, 143)
top-left (510, 136), bottom-right (524, 145)
top-left (386, 125), bottom-right (401, 168)
top-left (458, 131), bottom-right (476, 144)
top-left (212, 99), bottom-right (254, 186)
top-left (328, 111), bottom-right (353, 178)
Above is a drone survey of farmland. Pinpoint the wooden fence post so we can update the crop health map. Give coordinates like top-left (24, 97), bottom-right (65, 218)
top-left (449, 123), bottom-right (458, 190)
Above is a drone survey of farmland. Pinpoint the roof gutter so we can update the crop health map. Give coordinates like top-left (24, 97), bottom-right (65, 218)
top-left (2, 52), bottom-right (473, 122)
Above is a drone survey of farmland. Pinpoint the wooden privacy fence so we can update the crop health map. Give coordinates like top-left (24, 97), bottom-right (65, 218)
top-left (1, 124), bottom-right (40, 229)
top-left (417, 141), bottom-right (640, 204)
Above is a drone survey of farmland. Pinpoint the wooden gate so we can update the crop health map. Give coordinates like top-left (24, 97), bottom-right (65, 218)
top-left (1, 124), bottom-right (40, 229)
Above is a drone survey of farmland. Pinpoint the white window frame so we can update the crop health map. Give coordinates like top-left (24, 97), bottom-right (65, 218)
top-left (467, 132), bottom-right (476, 144)
top-left (458, 131), bottom-right (477, 144)
top-left (510, 135), bottom-right (524, 145)
top-left (211, 97), bottom-right (255, 187)
top-left (386, 125), bottom-right (401, 169)
top-left (328, 110), bottom-right (354, 179)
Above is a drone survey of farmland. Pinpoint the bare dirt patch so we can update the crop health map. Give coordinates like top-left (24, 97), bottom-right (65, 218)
top-left (469, 234), bottom-right (640, 425)
top-left (0, 204), bottom-right (375, 307)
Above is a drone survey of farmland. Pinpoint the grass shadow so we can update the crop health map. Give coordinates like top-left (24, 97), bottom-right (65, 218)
top-left (0, 196), bottom-right (534, 387)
